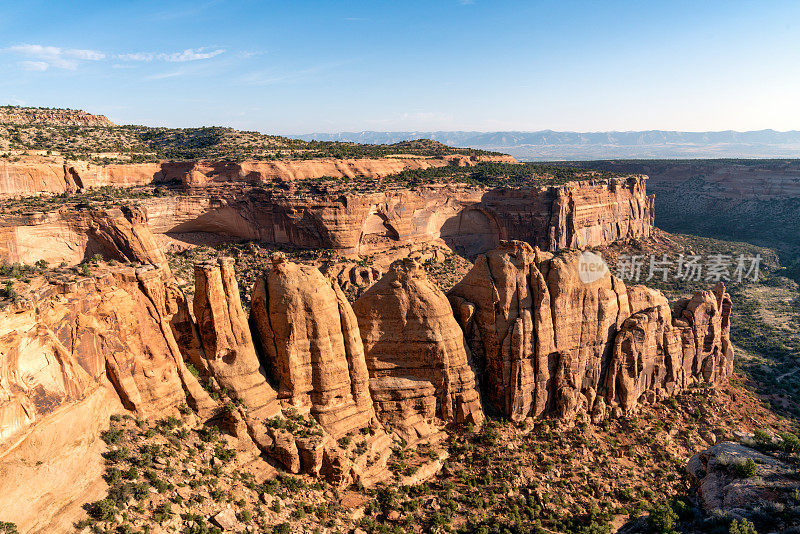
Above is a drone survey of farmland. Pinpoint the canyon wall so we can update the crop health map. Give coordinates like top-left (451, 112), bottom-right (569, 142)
top-left (0, 264), bottom-right (214, 532)
top-left (139, 175), bottom-right (652, 257)
top-left (1, 175), bottom-right (653, 266)
top-left (0, 154), bottom-right (514, 197)
top-left (0, 205), bottom-right (168, 267)
top-left (555, 159), bottom-right (800, 273)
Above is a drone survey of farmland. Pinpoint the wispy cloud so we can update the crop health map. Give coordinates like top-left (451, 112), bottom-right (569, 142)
top-left (145, 70), bottom-right (187, 81)
top-left (3, 43), bottom-right (228, 73)
top-left (117, 48), bottom-right (226, 63)
top-left (19, 61), bottom-right (49, 71)
top-left (6, 44), bottom-right (105, 70)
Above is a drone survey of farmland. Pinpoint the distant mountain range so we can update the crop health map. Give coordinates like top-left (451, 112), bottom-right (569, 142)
top-left (295, 130), bottom-right (800, 160)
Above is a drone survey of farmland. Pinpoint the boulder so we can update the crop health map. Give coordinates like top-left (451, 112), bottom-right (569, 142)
top-left (688, 441), bottom-right (799, 529)
top-left (211, 508), bottom-right (240, 531)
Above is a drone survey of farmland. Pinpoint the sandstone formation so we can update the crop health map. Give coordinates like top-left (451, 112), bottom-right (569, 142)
top-left (248, 256), bottom-right (394, 485)
top-left (249, 255), bottom-right (376, 437)
top-left (353, 258), bottom-right (484, 442)
top-left (449, 241), bottom-right (733, 422)
top-left (0, 154), bottom-right (513, 197)
top-left (0, 264), bottom-right (214, 531)
top-left (0, 206), bottom-right (168, 268)
top-left (192, 258), bottom-right (281, 420)
top-left (0, 174), bottom-right (654, 268)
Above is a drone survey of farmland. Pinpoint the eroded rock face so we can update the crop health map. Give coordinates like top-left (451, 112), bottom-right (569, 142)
top-left (0, 154), bottom-right (513, 197)
top-left (353, 258), bottom-right (484, 442)
top-left (0, 265), bottom-right (214, 532)
top-left (449, 241), bottom-right (733, 422)
top-left (193, 257), bottom-right (281, 420)
top-left (0, 206), bottom-right (168, 268)
top-left (249, 255), bottom-right (377, 437)
top-left (1, 173), bottom-right (653, 264)
top-left (687, 441), bottom-right (799, 530)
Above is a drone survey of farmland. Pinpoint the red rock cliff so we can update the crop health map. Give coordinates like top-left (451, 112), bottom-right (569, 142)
top-left (449, 241), bottom-right (733, 422)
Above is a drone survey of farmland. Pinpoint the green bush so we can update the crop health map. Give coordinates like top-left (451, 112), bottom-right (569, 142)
top-left (647, 501), bottom-right (679, 534)
top-left (88, 498), bottom-right (117, 521)
top-left (778, 431), bottom-right (800, 452)
top-left (1, 280), bottom-right (16, 299)
top-left (732, 458), bottom-right (758, 478)
top-left (729, 518), bottom-right (757, 534)
top-left (101, 428), bottom-right (123, 444)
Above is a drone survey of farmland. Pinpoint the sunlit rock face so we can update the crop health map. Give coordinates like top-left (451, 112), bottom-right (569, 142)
top-left (449, 240), bottom-right (733, 422)
top-left (353, 258), bottom-right (483, 442)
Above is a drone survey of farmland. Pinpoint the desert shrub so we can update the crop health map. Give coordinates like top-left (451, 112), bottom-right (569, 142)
top-left (88, 498), bottom-right (117, 521)
top-left (104, 447), bottom-right (128, 464)
top-left (101, 428), bottom-right (123, 444)
top-left (0, 523), bottom-right (18, 534)
top-left (729, 518), bottom-right (757, 534)
top-left (778, 431), bottom-right (800, 452)
top-left (214, 445), bottom-right (236, 462)
top-left (1, 280), bottom-right (16, 299)
top-left (199, 425), bottom-right (220, 442)
top-left (647, 501), bottom-right (679, 534)
top-left (731, 458), bottom-right (758, 478)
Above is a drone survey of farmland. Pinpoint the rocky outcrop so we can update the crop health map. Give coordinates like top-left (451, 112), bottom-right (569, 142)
top-left (0, 264), bottom-right (214, 532)
top-left (0, 107), bottom-right (115, 127)
top-left (353, 258), bottom-right (483, 442)
top-left (249, 255), bottom-right (377, 437)
top-left (192, 258), bottom-right (281, 420)
top-left (0, 206), bottom-right (168, 268)
top-left (449, 241), bottom-right (733, 422)
top-left (687, 441), bottom-right (800, 530)
top-left (605, 283), bottom-right (734, 416)
top-left (1, 159), bottom-right (652, 261)
top-left (248, 256), bottom-right (394, 485)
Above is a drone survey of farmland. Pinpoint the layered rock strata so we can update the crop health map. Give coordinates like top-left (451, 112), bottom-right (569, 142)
top-left (249, 255), bottom-right (377, 437)
top-left (137, 176), bottom-right (652, 257)
top-left (192, 258), bottom-right (281, 420)
top-left (0, 264), bottom-right (214, 531)
top-left (0, 154), bottom-right (513, 197)
top-left (0, 174), bottom-right (653, 264)
top-left (449, 240), bottom-right (733, 422)
top-left (353, 258), bottom-right (484, 441)
top-left (0, 206), bottom-right (168, 268)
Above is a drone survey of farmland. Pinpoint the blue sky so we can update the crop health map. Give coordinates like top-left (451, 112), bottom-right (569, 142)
top-left (1, 0), bottom-right (799, 134)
